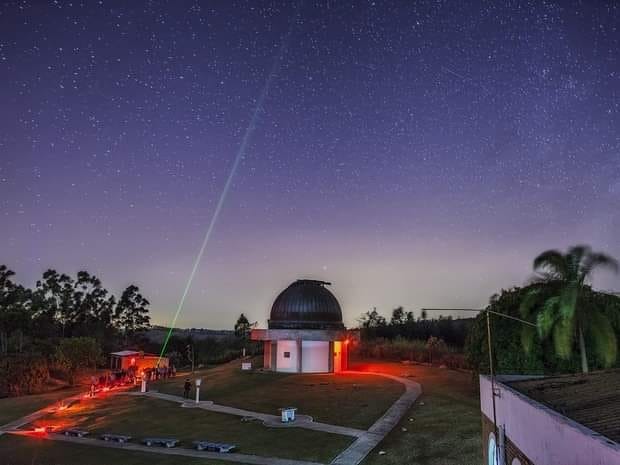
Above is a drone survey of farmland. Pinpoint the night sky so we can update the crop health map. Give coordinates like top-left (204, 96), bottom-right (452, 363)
top-left (1, 1), bottom-right (619, 329)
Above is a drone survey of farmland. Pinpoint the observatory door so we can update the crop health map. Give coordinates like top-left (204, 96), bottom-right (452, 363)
top-left (333, 341), bottom-right (343, 373)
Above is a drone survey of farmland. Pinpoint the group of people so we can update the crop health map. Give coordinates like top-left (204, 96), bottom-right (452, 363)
top-left (142, 365), bottom-right (176, 382)
top-left (87, 365), bottom-right (177, 396)
top-left (89, 373), bottom-right (117, 396)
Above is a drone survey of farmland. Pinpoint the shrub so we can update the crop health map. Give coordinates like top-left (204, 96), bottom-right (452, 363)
top-left (55, 337), bottom-right (101, 385)
top-left (0, 356), bottom-right (50, 397)
top-left (357, 336), bottom-right (470, 369)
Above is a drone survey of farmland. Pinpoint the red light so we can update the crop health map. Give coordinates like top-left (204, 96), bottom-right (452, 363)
top-left (130, 358), bottom-right (136, 365)
top-left (344, 339), bottom-right (350, 345)
top-left (34, 425), bottom-right (57, 434)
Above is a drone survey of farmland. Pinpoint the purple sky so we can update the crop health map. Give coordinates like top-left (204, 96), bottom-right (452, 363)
top-left (1, 1), bottom-right (619, 329)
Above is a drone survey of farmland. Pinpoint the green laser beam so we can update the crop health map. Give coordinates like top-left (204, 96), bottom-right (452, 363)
top-left (157, 25), bottom-right (293, 365)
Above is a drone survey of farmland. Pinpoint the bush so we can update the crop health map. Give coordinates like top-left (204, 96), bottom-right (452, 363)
top-left (357, 336), bottom-right (470, 369)
top-left (0, 356), bottom-right (50, 397)
top-left (55, 337), bottom-right (101, 385)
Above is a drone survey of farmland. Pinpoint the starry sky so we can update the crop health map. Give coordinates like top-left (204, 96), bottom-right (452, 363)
top-left (1, 1), bottom-right (619, 330)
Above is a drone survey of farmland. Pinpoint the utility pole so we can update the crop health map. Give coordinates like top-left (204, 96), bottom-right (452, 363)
top-left (422, 307), bottom-right (538, 465)
top-left (486, 310), bottom-right (499, 465)
top-left (186, 344), bottom-right (194, 373)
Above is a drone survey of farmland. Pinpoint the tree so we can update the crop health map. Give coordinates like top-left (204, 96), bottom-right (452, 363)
top-left (55, 337), bottom-right (101, 385)
top-left (358, 307), bottom-right (387, 328)
top-left (426, 336), bottom-right (447, 364)
top-left (114, 285), bottom-right (151, 344)
top-left (32, 269), bottom-right (75, 337)
top-left (520, 245), bottom-right (619, 373)
top-left (0, 266), bottom-right (32, 354)
top-left (390, 306), bottom-right (405, 326)
top-left (72, 271), bottom-right (110, 335)
top-left (234, 313), bottom-right (251, 340)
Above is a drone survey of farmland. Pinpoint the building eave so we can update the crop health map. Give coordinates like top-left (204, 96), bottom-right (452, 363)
top-left (251, 328), bottom-right (358, 342)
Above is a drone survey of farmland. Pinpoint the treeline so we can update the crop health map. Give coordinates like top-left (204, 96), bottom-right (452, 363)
top-left (356, 307), bottom-right (473, 369)
top-left (140, 314), bottom-right (260, 368)
top-left (465, 284), bottom-right (620, 375)
top-left (466, 245), bottom-right (620, 375)
top-left (358, 306), bottom-right (474, 347)
top-left (141, 334), bottom-right (258, 369)
top-left (0, 264), bottom-right (151, 395)
top-left (0, 265), bottom-right (150, 354)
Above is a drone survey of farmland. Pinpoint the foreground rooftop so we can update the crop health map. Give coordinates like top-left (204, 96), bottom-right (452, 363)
top-left (508, 369), bottom-right (620, 443)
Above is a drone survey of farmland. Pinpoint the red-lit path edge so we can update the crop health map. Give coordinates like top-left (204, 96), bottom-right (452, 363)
top-left (0, 371), bottom-right (421, 465)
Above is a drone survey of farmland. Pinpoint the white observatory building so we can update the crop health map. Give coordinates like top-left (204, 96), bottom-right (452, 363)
top-left (251, 280), bottom-right (355, 373)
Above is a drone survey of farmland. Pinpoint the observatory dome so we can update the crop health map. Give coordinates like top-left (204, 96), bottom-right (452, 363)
top-left (268, 280), bottom-right (344, 330)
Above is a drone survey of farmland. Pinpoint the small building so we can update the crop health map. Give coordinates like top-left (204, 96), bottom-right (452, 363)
top-left (109, 350), bottom-right (169, 372)
top-left (480, 370), bottom-right (620, 465)
top-left (251, 279), bottom-right (357, 373)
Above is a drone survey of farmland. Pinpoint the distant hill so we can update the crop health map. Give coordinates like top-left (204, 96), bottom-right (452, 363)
top-left (145, 326), bottom-right (234, 343)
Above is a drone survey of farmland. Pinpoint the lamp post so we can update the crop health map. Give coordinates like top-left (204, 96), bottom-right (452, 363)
top-left (195, 378), bottom-right (202, 404)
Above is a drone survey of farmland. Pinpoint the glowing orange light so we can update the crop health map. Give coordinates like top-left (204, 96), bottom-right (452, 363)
top-left (34, 425), bottom-right (57, 434)
top-left (344, 339), bottom-right (350, 345)
top-left (130, 357), bottom-right (136, 365)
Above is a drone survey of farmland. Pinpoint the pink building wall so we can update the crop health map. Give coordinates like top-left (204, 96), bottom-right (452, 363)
top-left (480, 375), bottom-right (620, 465)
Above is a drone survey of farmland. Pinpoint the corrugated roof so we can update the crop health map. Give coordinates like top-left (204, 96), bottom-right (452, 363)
top-left (508, 369), bottom-right (620, 444)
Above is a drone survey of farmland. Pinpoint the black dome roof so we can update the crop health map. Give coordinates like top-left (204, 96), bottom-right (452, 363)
top-left (269, 280), bottom-right (344, 330)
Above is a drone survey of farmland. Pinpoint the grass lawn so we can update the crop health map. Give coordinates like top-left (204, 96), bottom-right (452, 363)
top-left (354, 360), bottom-right (482, 465)
top-left (0, 435), bottom-right (235, 465)
top-left (23, 394), bottom-right (352, 463)
top-left (0, 387), bottom-right (84, 426)
top-left (0, 357), bottom-right (482, 465)
top-left (151, 358), bottom-right (404, 429)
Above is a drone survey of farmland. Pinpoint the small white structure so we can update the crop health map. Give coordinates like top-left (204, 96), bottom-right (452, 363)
top-left (195, 378), bottom-right (202, 404)
top-left (251, 280), bottom-right (357, 374)
top-left (279, 407), bottom-right (297, 423)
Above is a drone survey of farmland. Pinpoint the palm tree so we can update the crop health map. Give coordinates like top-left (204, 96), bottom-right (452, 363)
top-left (520, 245), bottom-right (619, 373)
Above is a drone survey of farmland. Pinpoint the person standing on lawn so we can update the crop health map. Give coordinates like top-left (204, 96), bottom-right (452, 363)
top-left (183, 378), bottom-right (191, 399)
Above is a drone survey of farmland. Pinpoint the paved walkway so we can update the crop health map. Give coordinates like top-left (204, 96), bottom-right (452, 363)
top-left (330, 371), bottom-right (422, 465)
top-left (0, 391), bottom-right (86, 437)
top-left (2, 370), bottom-right (422, 465)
